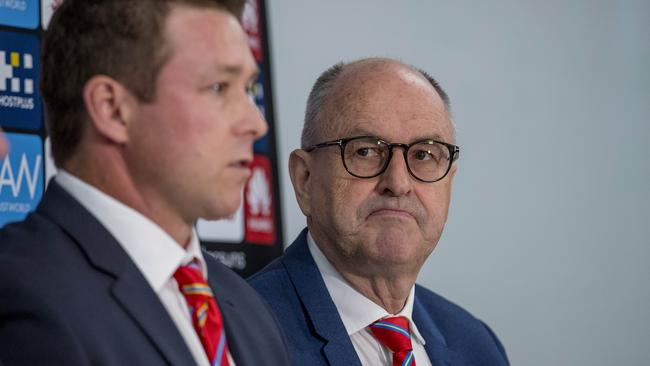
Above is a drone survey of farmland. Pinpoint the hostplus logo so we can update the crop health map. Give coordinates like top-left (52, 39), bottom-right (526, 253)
top-left (0, 133), bottom-right (43, 227)
top-left (0, 31), bottom-right (40, 130)
top-left (0, 50), bottom-right (35, 106)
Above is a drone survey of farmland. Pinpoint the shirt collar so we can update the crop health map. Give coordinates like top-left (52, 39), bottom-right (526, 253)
top-left (55, 171), bottom-right (208, 292)
top-left (307, 231), bottom-right (426, 346)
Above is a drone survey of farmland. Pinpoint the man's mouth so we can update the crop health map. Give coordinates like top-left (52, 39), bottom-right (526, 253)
top-left (369, 208), bottom-right (415, 220)
top-left (230, 157), bottom-right (252, 168)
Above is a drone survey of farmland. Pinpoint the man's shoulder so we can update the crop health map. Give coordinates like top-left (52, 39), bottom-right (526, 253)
top-left (247, 255), bottom-right (287, 285)
top-left (247, 231), bottom-right (310, 294)
top-left (413, 284), bottom-right (492, 333)
top-left (414, 284), bottom-right (477, 319)
top-left (0, 211), bottom-right (70, 264)
top-left (414, 284), bottom-right (509, 364)
top-left (246, 256), bottom-right (295, 303)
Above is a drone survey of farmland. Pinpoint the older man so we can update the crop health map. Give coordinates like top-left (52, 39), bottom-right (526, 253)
top-left (249, 58), bottom-right (509, 365)
top-left (0, 1), bottom-right (289, 365)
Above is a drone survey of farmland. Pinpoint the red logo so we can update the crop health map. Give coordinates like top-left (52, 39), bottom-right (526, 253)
top-left (244, 155), bottom-right (275, 245)
top-left (242, 0), bottom-right (263, 62)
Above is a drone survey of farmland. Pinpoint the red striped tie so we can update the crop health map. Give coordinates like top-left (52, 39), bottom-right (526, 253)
top-left (369, 316), bottom-right (416, 366)
top-left (174, 263), bottom-right (230, 366)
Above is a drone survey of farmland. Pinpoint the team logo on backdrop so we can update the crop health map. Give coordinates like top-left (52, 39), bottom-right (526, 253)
top-left (244, 154), bottom-right (275, 245)
top-left (0, 31), bottom-right (41, 130)
top-left (0, 0), bottom-right (38, 29)
top-left (0, 133), bottom-right (43, 227)
top-left (243, 0), bottom-right (263, 62)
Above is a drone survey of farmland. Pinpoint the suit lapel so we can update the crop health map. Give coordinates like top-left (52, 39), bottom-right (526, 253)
top-left (412, 289), bottom-right (460, 366)
top-left (111, 267), bottom-right (198, 366)
top-left (282, 229), bottom-right (362, 366)
top-left (37, 181), bottom-right (196, 366)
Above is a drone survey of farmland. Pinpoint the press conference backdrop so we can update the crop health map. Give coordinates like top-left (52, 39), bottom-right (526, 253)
top-left (266, 1), bottom-right (650, 366)
top-left (0, 0), bottom-right (284, 277)
top-left (2, 1), bottom-right (649, 365)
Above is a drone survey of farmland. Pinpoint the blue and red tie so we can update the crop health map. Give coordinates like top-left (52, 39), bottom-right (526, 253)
top-left (369, 316), bottom-right (416, 366)
top-left (174, 263), bottom-right (230, 366)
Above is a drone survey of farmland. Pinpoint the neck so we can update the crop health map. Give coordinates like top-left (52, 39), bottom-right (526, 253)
top-left (340, 270), bottom-right (416, 314)
top-left (64, 148), bottom-right (193, 248)
top-left (310, 228), bottom-right (419, 314)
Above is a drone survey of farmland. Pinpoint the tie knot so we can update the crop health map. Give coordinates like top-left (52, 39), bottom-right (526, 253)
top-left (174, 263), bottom-right (213, 299)
top-left (369, 316), bottom-right (413, 353)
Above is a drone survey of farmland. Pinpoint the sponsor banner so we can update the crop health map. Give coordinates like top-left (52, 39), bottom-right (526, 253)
top-left (0, 30), bottom-right (41, 130)
top-left (253, 70), bottom-right (269, 154)
top-left (253, 69), bottom-right (265, 118)
top-left (196, 197), bottom-right (245, 243)
top-left (242, 0), bottom-right (263, 62)
top-left (204, 249), bottom-right (247, 271)
top-left (0, 0), bottom-right (38, 29)
top-left (0, 132), bottom-right (43, 227)
top-left (244, 154), bottom-right (275, 245)
top-left (253, 135), bottom-right (269, 154)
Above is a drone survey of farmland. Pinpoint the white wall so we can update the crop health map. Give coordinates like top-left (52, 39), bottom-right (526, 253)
top-left (266, 1), bottom-right (650, 365)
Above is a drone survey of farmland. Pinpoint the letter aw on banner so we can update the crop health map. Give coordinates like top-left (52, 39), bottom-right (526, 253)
top-left (244, 154), bottom-right (275, 245)
top-left (0, 132), bottom-right (43, 227)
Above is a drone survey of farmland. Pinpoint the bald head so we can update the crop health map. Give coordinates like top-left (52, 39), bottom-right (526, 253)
top-left (290, 58), bottom-right (459, 293)
top-left (302, 58), bottom-right (453, 148)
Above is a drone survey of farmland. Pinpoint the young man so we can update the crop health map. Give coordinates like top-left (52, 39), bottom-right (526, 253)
top-left (0, 1), bottom-right (289, 365)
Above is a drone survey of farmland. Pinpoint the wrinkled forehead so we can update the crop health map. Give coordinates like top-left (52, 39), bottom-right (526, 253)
top-left (322, 61), bottom-right (453, 143)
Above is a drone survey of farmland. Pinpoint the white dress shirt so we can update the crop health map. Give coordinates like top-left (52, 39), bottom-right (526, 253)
top-left (55, 171), bottom-right (236, 366)
top-left (307, 232), bottom-right (432, 366)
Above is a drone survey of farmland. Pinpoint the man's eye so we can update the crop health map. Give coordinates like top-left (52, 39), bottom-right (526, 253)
top-left (355, 148), bottom-right (380, 157)
top-left (413, 150), bottom-right (433, 161)
top-left (246, 83), bottom-right (256, 100)
top-left (212, 82), bottom-right (229, 93)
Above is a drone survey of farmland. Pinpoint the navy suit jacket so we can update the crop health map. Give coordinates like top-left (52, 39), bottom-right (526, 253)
top-left (0, 181), bottom-right (290, 366)
top-left (249, 229), bottom-right (509, 366)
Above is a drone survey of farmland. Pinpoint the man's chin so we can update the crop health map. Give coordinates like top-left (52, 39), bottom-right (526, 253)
top-left (202, 197), bottom-right (243, 221)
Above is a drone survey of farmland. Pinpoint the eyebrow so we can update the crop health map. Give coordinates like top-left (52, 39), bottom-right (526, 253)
top-left (217, 64), bottom-right (259, 79)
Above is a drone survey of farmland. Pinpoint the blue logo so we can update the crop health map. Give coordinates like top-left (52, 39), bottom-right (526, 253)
top-left (0, 0), bottom-right (38, 29)
top-left (0, 132), bottom-right (43, 227)
top-left (0, 30), bottom-right (41, 130)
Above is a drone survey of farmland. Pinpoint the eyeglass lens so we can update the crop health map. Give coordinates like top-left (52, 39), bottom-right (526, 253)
top-left (342, 137), bottom-right (451, 181)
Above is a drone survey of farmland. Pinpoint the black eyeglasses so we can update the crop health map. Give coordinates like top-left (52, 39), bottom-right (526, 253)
top-left (304, 135), bottom-right (460, 183)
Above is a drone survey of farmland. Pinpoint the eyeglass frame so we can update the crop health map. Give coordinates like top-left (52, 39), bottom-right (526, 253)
top-left (304, 135), bottom-right (460, 183)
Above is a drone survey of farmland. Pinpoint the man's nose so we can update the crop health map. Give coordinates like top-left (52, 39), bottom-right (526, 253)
top-left (236, 94), bottom-right (268, 140)
top-left (375, 149), bottom-right (414, 197)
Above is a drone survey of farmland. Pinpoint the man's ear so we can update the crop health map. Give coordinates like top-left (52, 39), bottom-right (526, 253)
top-left (82, 75), bottom-right (135, 144)
top-left (289, 149), bottom-right (312, 217)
